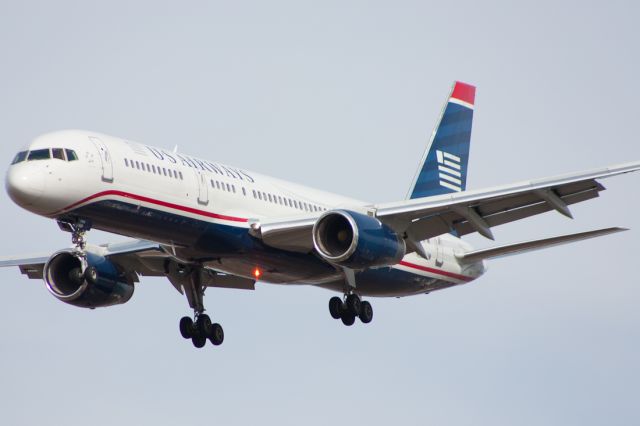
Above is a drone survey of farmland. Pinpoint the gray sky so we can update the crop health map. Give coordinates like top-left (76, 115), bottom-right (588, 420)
top-left (1, 1), bottom-right (639, 425)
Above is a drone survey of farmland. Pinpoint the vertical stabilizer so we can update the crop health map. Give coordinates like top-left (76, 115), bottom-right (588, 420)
top-left (407, 81), bottom-right (476, 199)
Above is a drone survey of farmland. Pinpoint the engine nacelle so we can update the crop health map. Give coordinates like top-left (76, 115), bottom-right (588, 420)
top-left (312, 210), bottom-right (405, 269)
top-left (43, 250), bottom-right (134, 308)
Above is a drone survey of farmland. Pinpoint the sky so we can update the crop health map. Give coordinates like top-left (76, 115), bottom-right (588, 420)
top-left (0, 1), bottom-right (639, 425)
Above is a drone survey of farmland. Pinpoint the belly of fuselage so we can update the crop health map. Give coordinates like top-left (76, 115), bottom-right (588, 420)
top-left (61, 199), bottom-right (465, 297)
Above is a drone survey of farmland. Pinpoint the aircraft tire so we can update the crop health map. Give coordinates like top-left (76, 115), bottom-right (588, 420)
top-left (341, 313), bottom-right (356, 326)
top-left (179, 316), bottom-right (194, 339)
top-left (345, 294), bottom-right (361, 316)
top-left (196, 314), bottom-right (212, 337)
top-left (329, 297), bottom-right (343, 319)
top-left (359, 301), bottom-right (373, 324)
top-left (209, 323), bottom-right (224, 346)
top-left (192, 335), bottom-right (207, 348)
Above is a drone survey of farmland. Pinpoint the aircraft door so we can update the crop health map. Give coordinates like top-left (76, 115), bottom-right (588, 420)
top-left (89, 136), bottom-right (114, 182)
top-left (196, 170), bottom-right (208, 205)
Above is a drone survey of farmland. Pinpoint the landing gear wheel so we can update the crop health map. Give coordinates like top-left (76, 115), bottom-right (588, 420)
top-left (345, 294), bottom-right (361, 316)
top-left (179, 316), bottom-right (194, 339)
top-left (192, 335), bottom-right (207, 348)
top-left (341, 313), bottom-right (356, 326)
top-left (329, 297), bottom-right (343, 319)
top-left (359, 301), bottom-right (373, 324)
top-left (209, 323), bottom-right (224, 346)
top-left (196, 314), bottom-right (212, 337)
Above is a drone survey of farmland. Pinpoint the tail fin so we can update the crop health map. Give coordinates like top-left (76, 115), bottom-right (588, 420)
top-left (406, 81), bottom-right (476, 199)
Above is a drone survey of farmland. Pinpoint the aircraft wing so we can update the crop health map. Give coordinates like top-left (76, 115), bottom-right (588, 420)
top-left (375, 161), bottom-right (640, 243)
top-left (0, 239), bottom-right (255, 290)
top-left (257, 161), bottom-right (640, 253)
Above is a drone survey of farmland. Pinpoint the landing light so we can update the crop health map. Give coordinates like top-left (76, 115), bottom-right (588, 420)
top-left (253, 267), bottom-right (262, 279)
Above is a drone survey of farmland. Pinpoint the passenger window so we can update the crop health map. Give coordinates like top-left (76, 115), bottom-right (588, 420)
top-left (257, 192), bottom-right (262, 200)
top-left (11, 151), bottom-right (28, 164)
top-left (253, 190), bottom-right (257, 199)
top-left (267, 194), bottom-right (272, 202)
top-left (65, 149), bottom-right (78, 161)
top-left (124, 158), bottom-right (129, 167)
top-left (179, 171), bottom-right (183, 180)
top-left (52, 148), bottom-right (65, 160)
top-left (210, 179), bottom-right (214, 187)
top-left (242, 187), bottom-right (246, 196)
top-left (173, 170), bottom-right (178, 179)
top-left (226, 183), bottom-right (231, 192)
top-left (28, 149), bottom-right (50, 161)
top-left (152, 165), bottom-right (156, 173)
top-left (232, 185), bottom-right (236, 193)
top-left (163, 168), bottom-right (167, 176)
top-left (216, 181), bottom-right (220, 189)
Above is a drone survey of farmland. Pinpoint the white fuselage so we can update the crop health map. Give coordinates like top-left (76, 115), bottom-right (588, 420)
top-left (6, 130), bottom-right (485, 297)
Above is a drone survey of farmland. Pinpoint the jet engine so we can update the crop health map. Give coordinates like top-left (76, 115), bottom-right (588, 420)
top-left (43, 249), bottom-right (134, 308)
top-left (312, 210), bottom-right (405, 269)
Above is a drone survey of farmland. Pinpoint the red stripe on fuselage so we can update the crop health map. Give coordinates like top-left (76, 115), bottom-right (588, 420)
top-left (399, 260), bottom-right (473, 282)
top-left (51, 190), bottom-right (249, 223)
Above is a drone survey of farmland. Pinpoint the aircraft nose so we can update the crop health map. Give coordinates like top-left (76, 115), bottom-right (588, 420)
top-left (5, 164), bottom-right (46, 207)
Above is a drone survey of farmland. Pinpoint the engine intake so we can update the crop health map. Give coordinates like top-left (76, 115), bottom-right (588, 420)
top-left (313, 210), bottom-right (405, 269)
top-left (44, 250), bottom-right (134, 308)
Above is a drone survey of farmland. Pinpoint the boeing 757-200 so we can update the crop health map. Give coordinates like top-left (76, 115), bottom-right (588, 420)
top-left (2, 82), bottom-right (638, 348)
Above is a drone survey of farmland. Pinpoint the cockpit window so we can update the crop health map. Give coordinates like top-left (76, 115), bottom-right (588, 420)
top-left (52, 148), bottom-right (65, 160)
top-left (27, 149), bottom-right (51, 161)
top-left (65, 149), bottom-right (78, 161)
top-left (11, 151), bottom-right (28, 165)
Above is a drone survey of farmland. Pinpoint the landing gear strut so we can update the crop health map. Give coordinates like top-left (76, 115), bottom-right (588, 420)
top-left (328, 293), bottom-right (373, 326)
top-left (166, 261), bottom-right (224, 349)
top-left (57, 218), bottom-right (92, 252)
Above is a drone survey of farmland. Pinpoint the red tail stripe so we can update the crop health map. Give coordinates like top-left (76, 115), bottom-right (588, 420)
top-left (399, 260), bottom-right (473, 282)
top-left (451, 81), bottom-right (476, 105)
top-left (52, 190), bottom-right (249, 223)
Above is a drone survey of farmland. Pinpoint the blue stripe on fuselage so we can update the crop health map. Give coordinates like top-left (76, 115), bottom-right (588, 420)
top-left (61, 199), bottom-right (463, 296)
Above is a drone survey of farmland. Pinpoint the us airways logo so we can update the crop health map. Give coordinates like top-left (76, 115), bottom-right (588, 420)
top-left (436, 150), bottom-right (463, 192)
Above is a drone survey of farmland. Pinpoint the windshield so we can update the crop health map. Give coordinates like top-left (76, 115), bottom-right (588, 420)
top-left (27, 149), bottom-right (51, 161)
top-left (11, 148), bottom-right (79, 164)
top-left (11, 151), bottom-right (28, 165)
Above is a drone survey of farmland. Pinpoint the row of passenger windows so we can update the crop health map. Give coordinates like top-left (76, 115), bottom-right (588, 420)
top-left (123, 156), bottom-right (326, 213)
top-left (209, 178), bottom-right (326, 212)
top-left (11, 148), bottom-right (78, 164)
top-left (124, 158), bottom-right (184, 180)
top-left (253, 188), bottom-right (325, 212)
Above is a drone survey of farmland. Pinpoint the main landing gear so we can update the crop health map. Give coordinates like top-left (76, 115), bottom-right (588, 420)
top-left (179, 313), bottom-right (224, 348)
top-left (165, 261), bottom-right (224, 349)
top-left (328, 294), bottom-right (373, 326)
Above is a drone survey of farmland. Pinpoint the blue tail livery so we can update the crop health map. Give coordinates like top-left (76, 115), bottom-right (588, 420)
top-left (407, 81), bottom-right (475, 199)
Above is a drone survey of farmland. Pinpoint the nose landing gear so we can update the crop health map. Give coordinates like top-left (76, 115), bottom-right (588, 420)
top-left (328, 294), bottom-right (373, 326)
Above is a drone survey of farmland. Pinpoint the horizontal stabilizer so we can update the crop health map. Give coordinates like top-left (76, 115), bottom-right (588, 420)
top-left (457, 227), bottom-right (627, 263)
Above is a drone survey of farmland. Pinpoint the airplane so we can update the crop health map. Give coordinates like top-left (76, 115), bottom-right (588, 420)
top-left (2, 81), bottom-right (638, 349)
